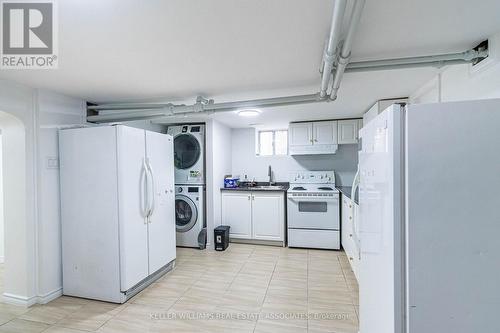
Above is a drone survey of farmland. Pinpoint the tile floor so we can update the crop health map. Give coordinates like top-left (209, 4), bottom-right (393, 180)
top-left (0, 244), bottom-right (358, 332)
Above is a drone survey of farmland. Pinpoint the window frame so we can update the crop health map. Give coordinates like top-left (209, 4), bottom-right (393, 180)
top-left (256, 129), bottom-right (288, 156)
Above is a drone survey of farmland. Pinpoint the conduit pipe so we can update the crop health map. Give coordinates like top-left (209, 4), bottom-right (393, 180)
top-left (87, 93), bottom-right (323, 123)
top-left (319, 0), bottom-right (347, 98)
top-left (86, 0), bottom-right (486, 124)
top-left (87, 47), bottom-right (487, 123)
top-left (344, 49), bottom-right (489, 73)
top-left (329, 0), bottom-right (365, 101)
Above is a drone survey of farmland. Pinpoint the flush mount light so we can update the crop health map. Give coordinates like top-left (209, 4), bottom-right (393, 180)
top-left (237, 109), bottom-right (261, 117)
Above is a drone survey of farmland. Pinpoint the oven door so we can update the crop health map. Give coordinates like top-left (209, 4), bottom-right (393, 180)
top-left (287, 194), bottom-right (339, 230)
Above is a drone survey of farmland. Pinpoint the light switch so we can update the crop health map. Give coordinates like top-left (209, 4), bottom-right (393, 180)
top-left (46, 157), bottom-right (59, 169)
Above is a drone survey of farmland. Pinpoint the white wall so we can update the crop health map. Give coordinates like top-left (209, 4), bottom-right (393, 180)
top-left (0, 80), bottom-right (85, 306)
top-left (0, 136), bottom-right (3, 263)
top-left (0, 80), bottom-right (36, 305)
top-left (231, 128), bottom-right (358, 186)
top-left (205, 120), bottom-right (232, 246)
top-left (36, 90), bottom-right (85, 302)
top-left (411, 32), bottom-right (500, 103)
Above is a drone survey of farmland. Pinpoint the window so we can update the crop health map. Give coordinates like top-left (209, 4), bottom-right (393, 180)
top-left (257, 130), bottom-right (288, 156)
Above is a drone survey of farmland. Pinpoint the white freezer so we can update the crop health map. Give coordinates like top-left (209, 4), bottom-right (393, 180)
top-left (359, 100), bottom-right (500, 333)
top-left (60, 125), bottom-right (176, 303)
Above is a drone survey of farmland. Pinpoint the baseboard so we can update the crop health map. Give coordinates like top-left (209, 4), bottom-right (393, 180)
top-left (37, 288), bottom-right (63, 304)
top-left (2, 287), bottom-right (63, 307)
top-left (230, 239), bottom-right (284, 247)
top-left (2, 293), bottom-right (38, 307)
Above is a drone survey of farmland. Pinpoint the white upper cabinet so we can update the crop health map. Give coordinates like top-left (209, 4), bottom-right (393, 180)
top-left (289, 122), bottom-right (313, 147)
top-left (289, 121), bottom-right (338, 155)
top-left (313, 121), bottom-right (338, 145)
top-left (338, 119), bottom-right (360, 144)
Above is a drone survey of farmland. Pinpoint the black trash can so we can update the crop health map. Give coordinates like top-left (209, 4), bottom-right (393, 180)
top-left (214, 225), bottom-right (230, 251)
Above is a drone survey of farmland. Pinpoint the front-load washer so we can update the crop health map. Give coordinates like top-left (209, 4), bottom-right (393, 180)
top-left (167, 124), bottom-right (205, 184)
top-left (175, 185), bottom-right (205, 248)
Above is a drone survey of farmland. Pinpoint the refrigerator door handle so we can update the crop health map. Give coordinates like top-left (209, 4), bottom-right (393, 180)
top-left (145, 158), bottom-right (156, 222)
top-left (351, 166), bottom-right (361, 258)
top-left (141, 158), bottom-right (149, 223)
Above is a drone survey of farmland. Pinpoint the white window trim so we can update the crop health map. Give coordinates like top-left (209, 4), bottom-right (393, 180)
top-left (256, 129), bottom-right (288, 156)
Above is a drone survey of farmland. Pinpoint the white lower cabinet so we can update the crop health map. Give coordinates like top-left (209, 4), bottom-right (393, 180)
top-left (221, 191), bottom-right (285, 243)
top-left (221, 192), bottom-right (252, 239)
top-left (341, 194), bottom-right (360, 281)
top-left (252, 192), bottom-right (284, 241)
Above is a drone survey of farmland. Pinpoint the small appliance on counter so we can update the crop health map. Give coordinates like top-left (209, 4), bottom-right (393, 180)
top-left (214, 225), bottom-right (230, 251)
top-left (223, 175), bottom-right (240, 188)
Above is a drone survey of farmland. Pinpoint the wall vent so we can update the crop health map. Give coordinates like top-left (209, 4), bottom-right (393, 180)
top-left (472, 40), bottom-right (488, 66)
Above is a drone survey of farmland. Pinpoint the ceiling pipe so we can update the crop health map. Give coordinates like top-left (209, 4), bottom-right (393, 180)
top-left (86, 1), bottom-right (361, 123)
top-left (87, 93), bottom-right (323, 123)
top-left (344, 49), bottom-right (489, 72)
top-left (89, 104), bottom-right (166, 111)
top-left (88, 46), bottom-right (487, 123)
top-left (86, 0), bottom-right (487, 124)
top-left (329, 0), bottom-right (365, 101)
top-left (319, 0), bottom-right (347, 98)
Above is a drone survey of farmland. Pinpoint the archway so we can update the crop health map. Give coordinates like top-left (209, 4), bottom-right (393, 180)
top-left (0, 110), bottom-right (33, 305)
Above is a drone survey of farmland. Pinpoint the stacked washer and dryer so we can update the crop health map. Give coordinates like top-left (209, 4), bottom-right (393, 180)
top-left (167, 124), bottom-right (206, 248)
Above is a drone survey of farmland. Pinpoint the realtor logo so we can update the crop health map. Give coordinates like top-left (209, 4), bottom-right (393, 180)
top-left (1, 0), bottom-right (58, 69)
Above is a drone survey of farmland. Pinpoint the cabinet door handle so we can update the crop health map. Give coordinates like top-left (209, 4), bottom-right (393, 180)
top-left (349, 257), bottom-right (354, 261)
top-left (248, 195), bottom-right (251, 200)
top-left (349, 216), bottom-right (352, 220)
top-left (349, 234), bottom-right (353, 237)
top-left (314, 139), bottom-right (318, 142)
top-left (252, 195), bottom-right (255, 200)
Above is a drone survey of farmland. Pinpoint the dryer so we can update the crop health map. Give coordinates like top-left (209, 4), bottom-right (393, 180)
top-left (167, 124), bottom-right (205, 184)
top-left (175, 185), bottom-right (205, 248)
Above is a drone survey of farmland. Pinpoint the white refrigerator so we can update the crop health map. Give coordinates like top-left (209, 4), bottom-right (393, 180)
top-left (358, 100), bottom-right (500, 333)
top-left (59, 125), bottom-right (176, 303)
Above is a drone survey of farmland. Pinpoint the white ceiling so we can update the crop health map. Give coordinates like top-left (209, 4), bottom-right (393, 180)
top-left (1, 0), bottom-right (500, 128)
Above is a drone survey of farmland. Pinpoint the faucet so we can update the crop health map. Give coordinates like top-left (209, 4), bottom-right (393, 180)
top-left (268, 165), bottom-right (274, 185)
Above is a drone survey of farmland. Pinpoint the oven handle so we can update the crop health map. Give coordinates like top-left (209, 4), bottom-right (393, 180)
top-left (287, 196), bottom-right (339, 203)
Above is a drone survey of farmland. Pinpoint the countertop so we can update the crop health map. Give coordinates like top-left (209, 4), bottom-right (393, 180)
top-left (221, 182), bottom-right (289, 192)
top-left (336, 186), bottom-right (359, 205)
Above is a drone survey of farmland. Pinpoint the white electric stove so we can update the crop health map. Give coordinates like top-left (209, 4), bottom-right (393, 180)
top-left (287, 171), bottom-right (340, 250)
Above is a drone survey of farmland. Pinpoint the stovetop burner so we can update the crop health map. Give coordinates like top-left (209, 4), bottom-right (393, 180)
top-left (292, 186), bottom-right (306, 191)
top-left (317, 186), bottom-right (334, 191)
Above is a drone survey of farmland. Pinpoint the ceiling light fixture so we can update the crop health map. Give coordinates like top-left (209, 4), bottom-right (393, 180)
top-left (237, 109), bottom-right (261, 117)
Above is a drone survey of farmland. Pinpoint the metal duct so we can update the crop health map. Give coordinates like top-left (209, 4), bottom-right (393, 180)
top-left (329, 0), bottom-right (366, 101)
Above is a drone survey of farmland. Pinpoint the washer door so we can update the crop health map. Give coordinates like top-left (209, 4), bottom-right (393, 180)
top-left (175, 195), bottom-right (198, 232)
top-left (174, 134), bottom-right (201, 170)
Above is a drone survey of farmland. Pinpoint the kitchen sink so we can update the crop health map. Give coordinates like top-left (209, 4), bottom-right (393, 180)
top-left (253, 185), bottom-right (284, 190)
